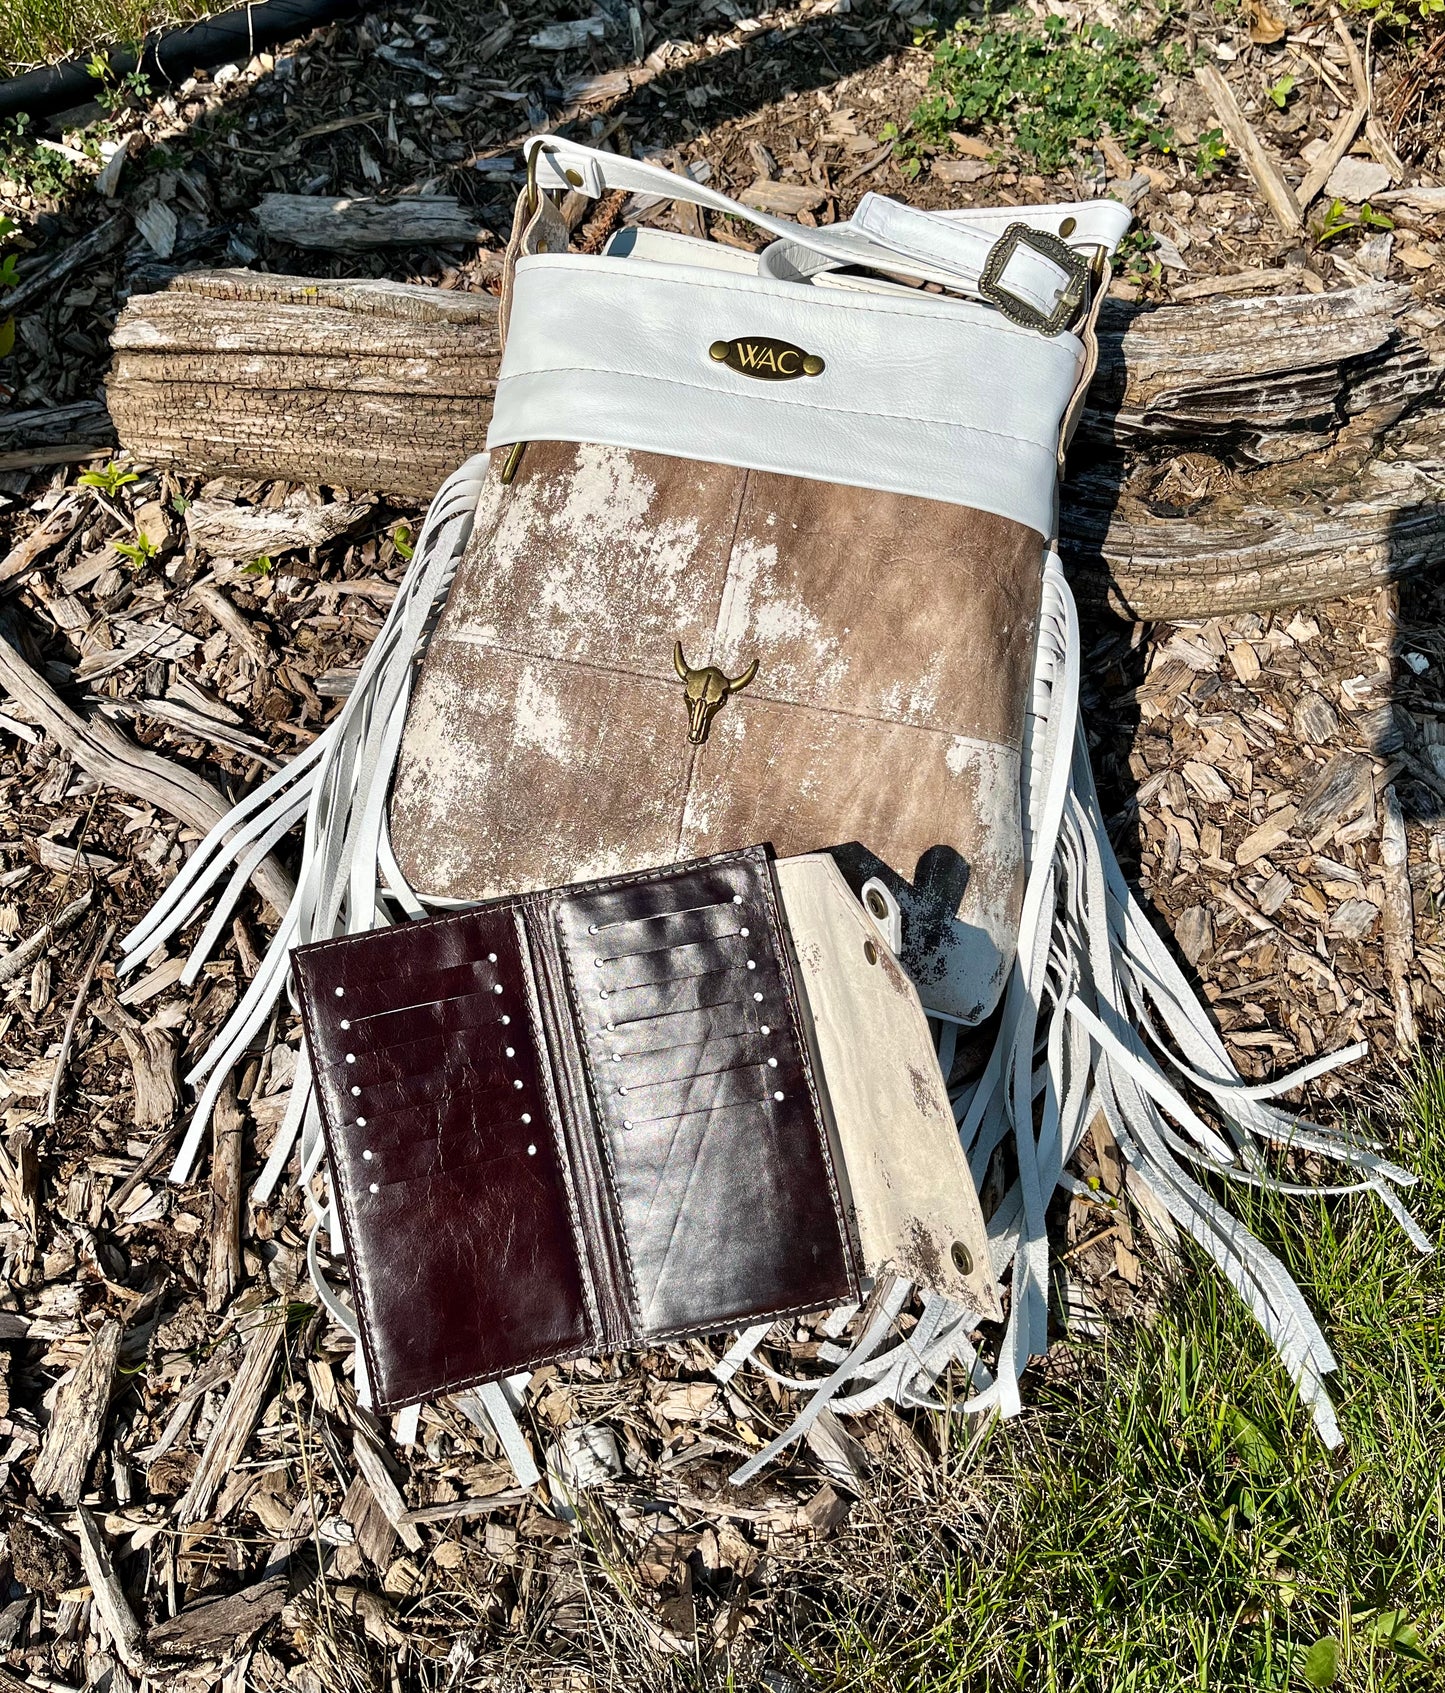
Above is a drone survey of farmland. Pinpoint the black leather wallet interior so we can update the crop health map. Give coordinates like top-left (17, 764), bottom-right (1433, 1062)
top-left (293, 846), bottom-right (860, 1411)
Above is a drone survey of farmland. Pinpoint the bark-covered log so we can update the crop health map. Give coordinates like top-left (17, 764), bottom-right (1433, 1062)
top-left (255, 193), bottom-right (488, 249)
top-left (107, 269), bottom-right (500, 498)
top-left (107, 269), bottom-right (1444, 617)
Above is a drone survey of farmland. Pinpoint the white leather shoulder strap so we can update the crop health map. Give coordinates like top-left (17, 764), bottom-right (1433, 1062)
top-left (524, 135), bottom-right (1130, 333)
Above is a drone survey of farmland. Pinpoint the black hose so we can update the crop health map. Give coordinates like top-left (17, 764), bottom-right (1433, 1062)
top-left (0, 0), bottom-right (361, 125)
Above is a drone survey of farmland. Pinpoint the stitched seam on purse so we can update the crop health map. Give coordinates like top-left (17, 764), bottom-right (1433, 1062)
top-left (495, 365), bottom-right (1068, 454)
top-left (425, 636), bottom-right (1031, 753)
top-left (513, 254), bottom-right (1087, 352)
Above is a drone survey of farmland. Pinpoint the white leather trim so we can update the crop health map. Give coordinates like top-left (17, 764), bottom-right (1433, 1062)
top-left (487, 251), bottom-right (1080, 532)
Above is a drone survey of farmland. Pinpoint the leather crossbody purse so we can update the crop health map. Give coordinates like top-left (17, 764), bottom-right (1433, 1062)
top-left (128, 140), bottom-right (1423, 1471)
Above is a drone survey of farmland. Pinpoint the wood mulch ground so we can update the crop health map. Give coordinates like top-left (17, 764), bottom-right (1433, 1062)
top-left (0, 1), bottom-right (1441, 1686)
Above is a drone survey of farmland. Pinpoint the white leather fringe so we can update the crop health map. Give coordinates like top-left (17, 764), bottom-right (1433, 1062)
top-left (724, 554), bottom-right (1426, 1481)
top-left (118, 453), bottom-right (493, 1186)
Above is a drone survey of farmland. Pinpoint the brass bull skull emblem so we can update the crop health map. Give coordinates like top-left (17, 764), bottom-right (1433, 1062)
top-left (673, 642), bottom-right (759, 745)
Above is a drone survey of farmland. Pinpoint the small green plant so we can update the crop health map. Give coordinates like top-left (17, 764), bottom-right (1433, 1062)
top-left (85, 51), bottom-right (153, 116)
top-left (906, 9), bottom-right (1175, 175)
top-left (1314, 196), bottom-right (1395, 243)
top-left (1267, 72), bottom-right (1296, 108)
top-left (392, 524), bottom-right (415, 562)
top-left (1117, 226), bottom-right (1162, 289)
top-left (242, 554), bottom-right (275, 576)
top-left (1195, 126), bottom-right (1229, 178)
top-left (114, 534), bottom-right (157, 569)
top-left (0, 115), bottom-right (81, 199)
top-left (1343, 0), bottom-right (1443, 27)
top-left (78, 460), bottom-right (139, 496)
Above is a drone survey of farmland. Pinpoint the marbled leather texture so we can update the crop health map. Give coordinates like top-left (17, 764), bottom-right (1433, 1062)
top-left (293, 847), bottom-right (858, 1412)
top-left (390, 440), bottom-right (1042, 1026)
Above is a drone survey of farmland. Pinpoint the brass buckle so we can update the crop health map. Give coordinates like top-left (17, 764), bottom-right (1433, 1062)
top-left (978, 223), bottom-right (1090, 336)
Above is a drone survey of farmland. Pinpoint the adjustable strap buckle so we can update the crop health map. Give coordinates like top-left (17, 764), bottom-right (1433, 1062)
top-left (978, 222), bottom-right (1091, 336)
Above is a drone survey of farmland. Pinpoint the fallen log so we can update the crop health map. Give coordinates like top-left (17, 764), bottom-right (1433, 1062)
top-left (108, 269), bottom-right (500, 499)
top-left (255, 192), bottom-right (489, 249)
top-left (107, 270), bottom-right (1444, 617)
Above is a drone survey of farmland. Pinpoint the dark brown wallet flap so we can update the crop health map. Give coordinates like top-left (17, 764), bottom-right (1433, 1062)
top-left (295, 905), bottom-right (592, 1411)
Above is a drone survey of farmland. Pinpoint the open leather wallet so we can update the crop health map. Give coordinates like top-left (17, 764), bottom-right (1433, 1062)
top-left (293, 846), bottom-right (997, 1413)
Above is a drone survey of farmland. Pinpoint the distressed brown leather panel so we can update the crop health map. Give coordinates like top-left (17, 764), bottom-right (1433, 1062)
top-left (392, 441), bottom-right (1042, 1023)
top-left (395, 647), bottom-right (691, 889)
top-left (294, 847), bottom-right (857, 1411)
top-left (719, 467), bottom-right (1039, 727)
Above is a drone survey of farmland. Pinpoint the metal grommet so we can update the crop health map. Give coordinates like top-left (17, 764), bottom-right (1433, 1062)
top-left (951, 1241), bottom-right (973, 1275)
top-left (865, 888), bottom-right (888, 920)
top-left (863, 939), bottom-right (879, 965)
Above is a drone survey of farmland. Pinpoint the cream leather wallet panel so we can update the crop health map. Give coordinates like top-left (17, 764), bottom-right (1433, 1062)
top-left (776, 854), bottom-right (999, 1316)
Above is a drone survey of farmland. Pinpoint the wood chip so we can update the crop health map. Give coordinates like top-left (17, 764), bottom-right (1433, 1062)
top-left (256, 194), bottom-right (486, 249)
top-left (177, 1308), bottom-right (285, 1525)
top-left (1236, 804), bottom-right (1298, 867)
top-left (32, 1319), bottom-right (122, 1505)
top-left (186, 498), bottom-right (372, 558)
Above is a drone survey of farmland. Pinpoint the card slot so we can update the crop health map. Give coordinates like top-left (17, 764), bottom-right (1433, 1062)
top-left (607, 1031), bottom-right (775, 1089)
top-left (333, 1063), bottom-right (537, 1118)
top-left (606, 1060), bottom-right (788, 1127)
top-left (313, 1026), bottom-right (523, 1091)
top-left (602, 1002), bottom-right (755, 1057)
top-left (337, 988), bottom-right (515, 1046)
top-left (322, 954), bottom-right (512, 1021)
top-left (338, 1126), bottom-right (541, 1194)
top-left (323, 1088), bottom-right (541, 1151)
top-left (585, 895), bottom-right (743, 934)
top-left (589, 973), bottom-right (745, 1029)
top-left (597, 946), bottom-right (750, 993)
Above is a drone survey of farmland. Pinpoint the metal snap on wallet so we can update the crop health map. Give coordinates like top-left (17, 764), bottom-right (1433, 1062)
top-left (292, 846), bottom-right (861, 1412)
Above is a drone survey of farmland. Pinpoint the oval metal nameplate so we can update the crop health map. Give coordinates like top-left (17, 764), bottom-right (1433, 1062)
top-left (708, 337), bottom-right (824, 380)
